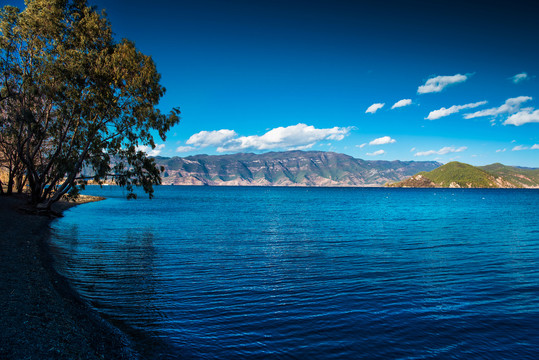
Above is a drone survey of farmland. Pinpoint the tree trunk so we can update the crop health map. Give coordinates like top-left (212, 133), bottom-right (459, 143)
top-left (6, 167), bottom-right (14, 195)
top-left (16, 174), bottom-right (27, 194)
top-left (27, 172), bottom-right (42, 205)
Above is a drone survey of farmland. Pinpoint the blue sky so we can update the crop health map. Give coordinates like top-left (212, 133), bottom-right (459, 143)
top-left (11, 0), bottom-right (539, 166)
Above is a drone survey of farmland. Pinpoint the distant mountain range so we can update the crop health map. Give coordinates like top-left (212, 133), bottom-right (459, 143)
top-left (154, 151), bottom-right (441, 186)
top-left (388, 161), bottom-right (539, 188)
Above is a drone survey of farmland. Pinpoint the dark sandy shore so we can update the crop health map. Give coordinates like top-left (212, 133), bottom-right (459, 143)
top-left (0, 194), bottom-right (140, 359)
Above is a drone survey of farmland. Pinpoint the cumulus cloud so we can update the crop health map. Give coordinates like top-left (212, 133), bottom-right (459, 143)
top-left (186, 129), bottom-right (237, 148)
top-left (365, 103), bottom-right (385, 114)
top-left (417, 74), bottom-right (468, 94)
top-left (464, 96), bottom-right (532, 119)
top-left (511, 73), bottom-right (528, 84)
top-left (176, 146), bottom-right (195, 153)
top-left (426, 101), bottom-right (487, 120)
top-left (216, 123), bottom-right (353, 153)
top-left (512, 145), bottom-right (528, 151)
top-left (496, 148), bottom-right (506, 153)
top-left (503, 108), bottom-right (539, 126)
top-left (415, 146), bottom-right (467, 156)
top-left (136, 144), bottom-right (165, 156)
top-left (369, 136), bottom-right (396, 146)
top-left (410, 147), bottom-right (416, 152)
top-left (391, 99), bottom-right (412, 109)
top-left (531, 144), bottom-right (539, 150)
top-left (356, 143), bottom-right (367, 148)
top-left (366, 149), bottom-right (385, 156)
top-left (289, 143), bottom-right (315, 151)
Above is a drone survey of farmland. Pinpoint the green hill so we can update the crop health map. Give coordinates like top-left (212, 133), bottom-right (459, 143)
top-left (420, 162), bottom-right (499, 188)
top-left (388, 161), bottom-right (539, 188)
top-left (479, 163), bottom-right (539, 188)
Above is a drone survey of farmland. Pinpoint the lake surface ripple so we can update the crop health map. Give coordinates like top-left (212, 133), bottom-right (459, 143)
top-left (49, 187), bottom-right (539, 359)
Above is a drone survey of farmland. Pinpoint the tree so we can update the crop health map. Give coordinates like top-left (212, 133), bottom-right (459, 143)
top-left (0, 0), bottom-right (179, 209)
top-left (0, 125), bottom-right (27, 194)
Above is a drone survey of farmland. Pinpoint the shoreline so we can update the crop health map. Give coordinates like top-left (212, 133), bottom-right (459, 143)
top-left (156, 183), bottom-right (539, 189)
top-left (0, 194), bottom-right (140, 359)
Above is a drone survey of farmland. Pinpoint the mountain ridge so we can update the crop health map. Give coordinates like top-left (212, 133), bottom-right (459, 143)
top-left (154, 151), bottom-right (442, 187)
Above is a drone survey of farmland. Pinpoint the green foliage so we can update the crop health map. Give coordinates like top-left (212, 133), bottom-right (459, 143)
top-left (391, 161), bottom-right (539, 188)
top-left (0, 0), bottom-right (180, 208)
top-left (420, 162), bottom-right (497, 188)
top-left (480, 163), bottom-right (539, 187)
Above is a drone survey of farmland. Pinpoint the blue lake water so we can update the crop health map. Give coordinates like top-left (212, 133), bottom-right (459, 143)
top-left (49, 186), bottom-right (539, 359)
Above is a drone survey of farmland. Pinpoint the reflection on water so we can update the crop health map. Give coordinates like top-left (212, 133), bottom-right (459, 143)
top-left (50, 187), bottom-right (539, 359)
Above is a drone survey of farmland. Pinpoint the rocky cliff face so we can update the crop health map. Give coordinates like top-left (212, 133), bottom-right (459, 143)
top-left (154, 151), bottom-right (441, 186)
top-left (389, 174), bottom-right (437, 188)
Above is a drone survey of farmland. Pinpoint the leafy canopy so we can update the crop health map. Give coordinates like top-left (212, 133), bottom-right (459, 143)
top-left (0, 0), bottom-right (180, 208)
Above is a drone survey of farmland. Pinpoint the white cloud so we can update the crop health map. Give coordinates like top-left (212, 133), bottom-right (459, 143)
top-left (369, 136), bottom-right (396, 146)
top-left (496, 148), bottom-right (506, 153)
top-left (426, 101), bottom-right (487, 120)
top-left (356, 143), bottom-right (367, 148)
top-left (503, 108), bottom-right (539, 126)
top-left (365, 103), bottom-right (385, 114)
top-left (216, 123), bottom-right (353, 153)
top-left (417, 74), bottom-right (468, 94)
top-left (289, 143), bottom-right (315, 151)
top-left (176, 146), bottom-right (195, 153)
top-left (186, 129), bottom-right (237, 148)
top-left (512, 144), bottom-right (539, 151)
top-left (410, 147), bottom-right (416, 152)
top-left (391, 99), bottom-right (412, 109)
top-left (415, 146), bottom-right (467, 156)
top-left (366, 149), bottom-right (385, 156)
top-left (464, 96), bottom-right (532, 119)
top-left (511, 73), bottom-right (528, 84)
top-left (136, 144), bottom-right (165, 156)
